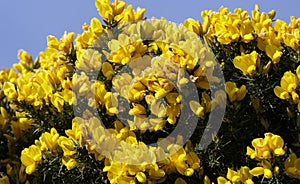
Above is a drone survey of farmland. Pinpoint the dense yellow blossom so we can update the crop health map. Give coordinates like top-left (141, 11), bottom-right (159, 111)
top-left (2, 0), bottom-right (300, 183)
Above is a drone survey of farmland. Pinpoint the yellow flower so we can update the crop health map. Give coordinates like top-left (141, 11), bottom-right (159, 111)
top-left (102, 62), bottom-right (114, 80)
top-left (10, 114), bottom-right (32, 138)
top-left (183, 18), bottom-right (202, 35)
top-left (129, 103), bottom-right (146, 117)
top-left (150, 78), bottom-right (175, 98)
top-left (58, 136), bottom-right (76, 156)
top-left (266, 133), bottom-right (285, 156)
top-left (111, 0), bottom-right (127, 16)
top-left (21, 145), bottom-right (42, 174)
top-left (265, 44), bottom-right (282, 64)
top-left (240, 19), bottom-right (255, 43)
top-left (280, 71), bottom-right (298, 93)
top-left (104, 92), bottom-right (119, 115)
top-left (217, 176), bottom-right (231, 184)
top-left (186, 151), bottom-right (200, 170)
top-left (284, 152), bottom-right (300, 178)
top-left (39, 128), bottom-right (60, 151)
top-left (249, 166), bottom-right (272, 179)
top-left (95, 0), bottom-right (113, 20)
top-left (292, 57), bottom-right (300, 71)
top-left (76, 48), bottom-right (102, 72)
top-left (274, 87), bottom-right (291, 100)
top-left (149, 98), bottom-right (167, 118)
top-left (149, 118), bottom-right (166, 132)
top-left (72, 72), bottom-right (91, 97)
top-left (218, 167), bottom-right (254, 184)
top-left (247, 133), bottom-right (285, 160)
top-left (165, 93), bottom-right (181, 105)
top-left (47, 35), bottom-right (59, 49)
top-left (60, 89), bottom-right (73, 105)
top-left (18, 50), bottom-right (33, 65)
top-left (247, 137), bottom-right (271, 159)
top-left (0, 107), bottom-right (8, 128)
top-left (50, 93), bottom-right (65, 112)
top-left (162, 145), bottom-right (199, 177)
top-left (189, 100), bottom-right (205, 117)
top-left (233, 51), bottom-right (258, 75)
top-left (284, 32), bottom-right (299, 50)
top-left (3, 82), bottom-right (18, 100)
top-left (109, 41), bottom-right (147, 65)
top-left (95, 0), bottom-right (127, 22)
top-left (166, 103), bottom-right (181, 124)
top-left (76, 31), bottom-right (95, 49)
top-left (103, 160), bottom-right (126, 183)
top-left (238, 166), bottom-right (253, 183)
top-left (189, 92), bottom-right (211, 118)
top-left (62, 156), bottom-right (78, 170)
top-left (115, 5), bottom-right (146, 24)
top-left (66, 120), bottom-right (84, 146)
top-left (75, 17), bottom-right (104, 48)
top-left (136, 172), bottom-right (147, 183)
top-left (148, 165), bottom-right (165, 180)
top-left (227, 168), bottom-right (242, 183)
top-left (90, 17), bottom-right (104, 36)
top-left (0, 68), bottom-right (17, 83)
top-left (58, 32), bottom-right (75, 53)
top-left (274, 71), bottom-right (298, 101)
top-left (92, 80), bottom-right (107, 106)
top-left (225, 81), bottom-right (247, 102)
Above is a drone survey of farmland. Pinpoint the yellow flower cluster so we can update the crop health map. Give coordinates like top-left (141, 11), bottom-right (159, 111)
top-left (216, 162), bottom-right (279, 183)
top-left (0, 105), bottom-right (32, 138)
top-left (201, 5), bottom-right (300, 64)
top-left (233, 51), bottom-right (259, 76)
top-left (95, 0), bottom-right (145, 24)
top-left (274, 66), bottom-right (300, 110)
top-left (1, 0), bottom-right (300, 183)
top-left (246, 133), bottom-right (285, 159)
top-left (75, 115), bottom-right (201, 183)
top-left (2, 32), bottom-right (75, 113)
top-left (248, 160), bottom-right (279, 180)
top-left (4, 1), bottom-right (210, 182)
top-left (244, 133), bottom-right (300, 181)
top-left (212, 134), bottom-right (299, 183)
top-left (217, 167), bottom-right (254, 184)
top-left (21, 121), bottom-right (83, 174)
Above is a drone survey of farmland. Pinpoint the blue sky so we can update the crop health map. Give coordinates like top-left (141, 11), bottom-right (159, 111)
top-left (0, 0), bottom-right (299, 69)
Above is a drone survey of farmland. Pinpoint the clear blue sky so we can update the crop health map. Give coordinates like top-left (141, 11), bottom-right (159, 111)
top-left (0, 0), bottom-right (299, 69)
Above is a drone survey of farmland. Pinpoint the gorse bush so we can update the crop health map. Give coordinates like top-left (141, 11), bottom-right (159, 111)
top-left (0, 0), bottom-right (300, 183)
